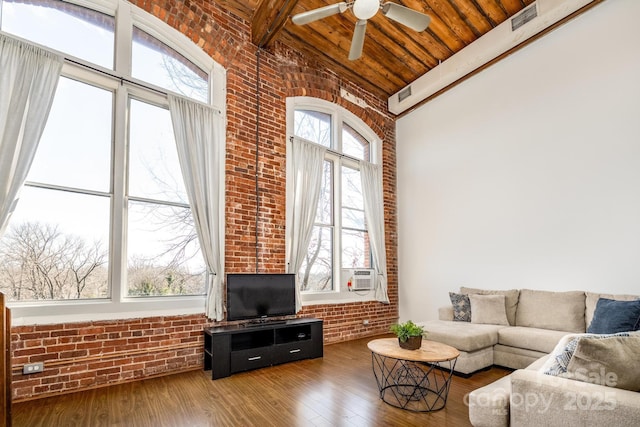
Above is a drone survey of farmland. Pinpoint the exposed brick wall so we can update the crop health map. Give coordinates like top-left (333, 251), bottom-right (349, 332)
top-left (11, 315), bottom-right (207, 401)
top-left (10, 0), bottom-right (398, 400)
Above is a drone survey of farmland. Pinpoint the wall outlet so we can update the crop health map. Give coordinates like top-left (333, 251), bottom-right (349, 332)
top-left (23, 362), bottom-right (44, 375)
top-left (363, 319), bottom-right (369, 325)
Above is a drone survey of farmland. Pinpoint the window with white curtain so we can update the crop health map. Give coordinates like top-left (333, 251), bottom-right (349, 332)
top-left (287, 97), bottom-right (380, 301)
top-left (0, 0), bottom-right (224, 320)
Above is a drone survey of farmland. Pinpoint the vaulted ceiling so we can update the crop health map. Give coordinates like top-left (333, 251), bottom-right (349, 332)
top-left (219, 0), bottom-right (537, 100)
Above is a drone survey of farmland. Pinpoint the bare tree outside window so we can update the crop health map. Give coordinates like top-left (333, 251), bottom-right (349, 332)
top-left (0, 223), bottom-right (108, 300)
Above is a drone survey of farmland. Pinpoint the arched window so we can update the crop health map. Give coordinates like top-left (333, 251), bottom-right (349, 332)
top-left (286, 97), bottom-right (382, 304)
top-left (0, 0), bottom-right (225, 322)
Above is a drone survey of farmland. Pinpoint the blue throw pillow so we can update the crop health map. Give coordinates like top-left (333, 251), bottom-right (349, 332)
top-left (587, 298), bottom-right (640, 334)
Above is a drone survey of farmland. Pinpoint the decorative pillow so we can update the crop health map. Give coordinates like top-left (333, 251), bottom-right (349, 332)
top-left (587, 298), bottom-right (640, 334)
top-left (460, 287), bottom-right (519, 326)
top-left (585, 292), bottom-right (639, 327)
top-left (469, 294), bottom-right (509, 326)
top-left (449, 292), bottom-right (471, 322)
top-left (541, 332), bottom-right (631, 377)
top-left (538, 333), bottom-right (583, 375)
top-left (566, 334), bottom-right (640, 391)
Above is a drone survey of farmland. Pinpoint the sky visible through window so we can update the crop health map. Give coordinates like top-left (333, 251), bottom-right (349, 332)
top-left (0, 0), bottom-right (208, 301)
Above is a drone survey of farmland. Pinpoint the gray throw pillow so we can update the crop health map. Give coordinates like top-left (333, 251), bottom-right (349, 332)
top-left (566, 334), bottom-right (640, 392)
top-left (460, 287), bottom-right (519, 326)
top-left (449, 292), bottom-right (471, 322)
top-left (469, 294), bottom-right (509, 325)
top-left (542, 331), bottom-right (632, 377)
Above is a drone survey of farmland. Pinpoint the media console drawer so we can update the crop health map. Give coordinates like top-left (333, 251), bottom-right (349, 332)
top-left (273, 341), bottom-right (313, 363)
top-left (204, 318), bottom-right (323, 380)
top-left (230, 348), bottom-right (272, 372)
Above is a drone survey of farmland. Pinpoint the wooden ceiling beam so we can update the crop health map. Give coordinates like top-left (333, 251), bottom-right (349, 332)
top-left (252, 0), bottom-right (301, 48)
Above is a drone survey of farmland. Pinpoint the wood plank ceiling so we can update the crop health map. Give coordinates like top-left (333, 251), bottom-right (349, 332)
top-left (221, 0), bottom-right (536, 99)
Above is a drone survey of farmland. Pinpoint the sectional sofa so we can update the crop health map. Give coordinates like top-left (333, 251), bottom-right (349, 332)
top-left (418, 287), bottom-right (640, 426)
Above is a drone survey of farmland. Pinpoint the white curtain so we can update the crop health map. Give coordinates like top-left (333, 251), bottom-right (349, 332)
top-left (0, 35), bottom-right (63, 236)
top-left (361, 162), bottom-right (389, 304)
top-left (168, 95), bottom-right (225, 321)
top-left (286, 138), bottom-right (326, 312)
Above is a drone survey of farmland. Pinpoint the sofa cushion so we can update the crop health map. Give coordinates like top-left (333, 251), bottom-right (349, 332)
top-left (585, 291), bottom-right (639, 328)
top-left (469, 294), bottom-right (509, 325)
top-left (418, 320), bottom-right (505, 352)
top-left (566, 334), bottom-right (640, 392)
top-left (515, 289), bottom-right (585, 332)
top-left (460, 287), bottom-right (520, 326)
top-left (498, 327), bottom-right (568, 354)
top-left (587, 298), bottom-right (640, 334)
top-left (449, 292), bottom-right (471, 322)
top-left (540, 332), bottom-right (633, 377)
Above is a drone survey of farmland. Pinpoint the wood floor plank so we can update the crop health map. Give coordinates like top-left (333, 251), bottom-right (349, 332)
top-left (12, 335), bottom-right (511, 426)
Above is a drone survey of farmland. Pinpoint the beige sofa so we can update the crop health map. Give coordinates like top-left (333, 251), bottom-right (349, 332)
top-left (468, 345), bottom-right (640, 427)
top-left (419, 288), bottom-right (637, 375)
top-left (419, 288), bottom-right (640, 426)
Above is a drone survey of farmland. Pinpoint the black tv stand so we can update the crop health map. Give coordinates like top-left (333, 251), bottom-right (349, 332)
top-left (203, 318), bottom-right (323, 379)
top-left (244, 319), bottom-right (287, 327)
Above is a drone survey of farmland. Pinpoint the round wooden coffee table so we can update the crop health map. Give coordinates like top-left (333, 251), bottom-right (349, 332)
top-left (367, 338), bottom-right (460, 412)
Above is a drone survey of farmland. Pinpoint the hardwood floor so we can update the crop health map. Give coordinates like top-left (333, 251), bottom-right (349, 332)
top-left (12, 335), bottom-right (511, 426)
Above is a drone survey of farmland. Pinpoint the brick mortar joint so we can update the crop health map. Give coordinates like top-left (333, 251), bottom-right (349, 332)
top-left (12, 342), bottom-right (200, 372)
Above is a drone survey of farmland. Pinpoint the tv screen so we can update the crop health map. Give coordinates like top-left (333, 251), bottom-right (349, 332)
top-left (226, 273), bottom-right (296, 321)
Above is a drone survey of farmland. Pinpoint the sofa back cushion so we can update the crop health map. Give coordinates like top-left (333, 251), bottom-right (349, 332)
top-left (515, 289), bottom-right (585, 332)
top-left (585, 292), bottom-right (639, 328)
top-left (460, 287), bottom-right (520, 326)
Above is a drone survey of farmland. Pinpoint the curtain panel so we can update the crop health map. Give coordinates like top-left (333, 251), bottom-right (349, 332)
top-left (168, 95), bottom-right (225, 320)
top-left (0, 34), bottom-right (63, 237)
top-left (361, 162), bottom-right (389, 304)
top-left (285, 138), bottom-right (327, 312)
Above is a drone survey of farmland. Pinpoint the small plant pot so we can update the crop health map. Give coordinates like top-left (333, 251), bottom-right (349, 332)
top-left (399, 335), bottom-right (422, 350)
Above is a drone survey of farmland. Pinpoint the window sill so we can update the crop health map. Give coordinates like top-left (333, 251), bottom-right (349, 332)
top-left (301, 289), bottom-right (377, 306)
top-left (8, 296), bottom-right (206, 326)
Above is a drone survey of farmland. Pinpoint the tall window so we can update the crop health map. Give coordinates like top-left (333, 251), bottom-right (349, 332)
top-left (289, 98), bottom-right (379, 295)
top-left (0, 0), bottom-right (223, 308)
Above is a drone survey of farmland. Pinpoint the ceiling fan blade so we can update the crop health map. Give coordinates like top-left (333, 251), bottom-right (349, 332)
top-left (381, 2), bottom-right (431, 32)
top-left (348, 20), bottom-right (367, 61)
top-left (292, 2), bottom-right (348, 25)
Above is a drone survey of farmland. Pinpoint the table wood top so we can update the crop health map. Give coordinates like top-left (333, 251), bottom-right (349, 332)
top-left (367, 338), bottom-right (460, 362)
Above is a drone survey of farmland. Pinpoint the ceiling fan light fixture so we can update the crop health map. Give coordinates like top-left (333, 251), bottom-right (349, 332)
top-left (352, 0), bottom-right (380, 20)
top-left (382, 2), bottom-right (431, 32)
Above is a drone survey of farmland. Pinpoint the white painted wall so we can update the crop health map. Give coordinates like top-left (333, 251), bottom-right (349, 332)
top-left (396, 0), bottom-right (640, 322)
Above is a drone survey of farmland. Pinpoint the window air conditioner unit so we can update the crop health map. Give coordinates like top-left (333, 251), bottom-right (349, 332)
top-left (349, 269), bottom-right (375, 291)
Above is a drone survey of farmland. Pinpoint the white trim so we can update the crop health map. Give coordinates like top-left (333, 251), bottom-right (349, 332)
top-left (8, 296), bottom-right (206, 326)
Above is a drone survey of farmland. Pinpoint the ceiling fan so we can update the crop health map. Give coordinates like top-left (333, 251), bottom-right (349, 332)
top-left (291, 0), bottom-right (431, 61)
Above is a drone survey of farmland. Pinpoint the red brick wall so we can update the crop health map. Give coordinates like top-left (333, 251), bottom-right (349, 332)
top-left (11, 316), bottom-right (206, 400)
top-left (10, 0), bottom-right (398, 401)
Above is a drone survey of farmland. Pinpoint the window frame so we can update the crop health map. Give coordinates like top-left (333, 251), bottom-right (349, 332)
top-left (286, 97), bottom-right (381, 305)
top-left (1, 0), bottom-right (226, 325)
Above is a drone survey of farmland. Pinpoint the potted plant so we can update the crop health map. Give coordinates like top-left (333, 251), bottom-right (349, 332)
top-left (390, 320), bottom-right (427, 350)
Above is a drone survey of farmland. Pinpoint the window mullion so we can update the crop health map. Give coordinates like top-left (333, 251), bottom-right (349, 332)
top-left (110, 85), bottom-right (128, 302)
top-left (114, 0), bottom-right (132, 76)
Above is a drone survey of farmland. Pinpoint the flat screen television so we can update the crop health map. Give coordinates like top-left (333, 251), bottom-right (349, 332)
top-left (226, 273), bottom-right (296, 321)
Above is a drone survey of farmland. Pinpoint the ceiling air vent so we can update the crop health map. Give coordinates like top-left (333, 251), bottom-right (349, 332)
top-left (511, 4), bottom-right (538, 31)
top-left (398, 86), bottom-right (412, 103)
